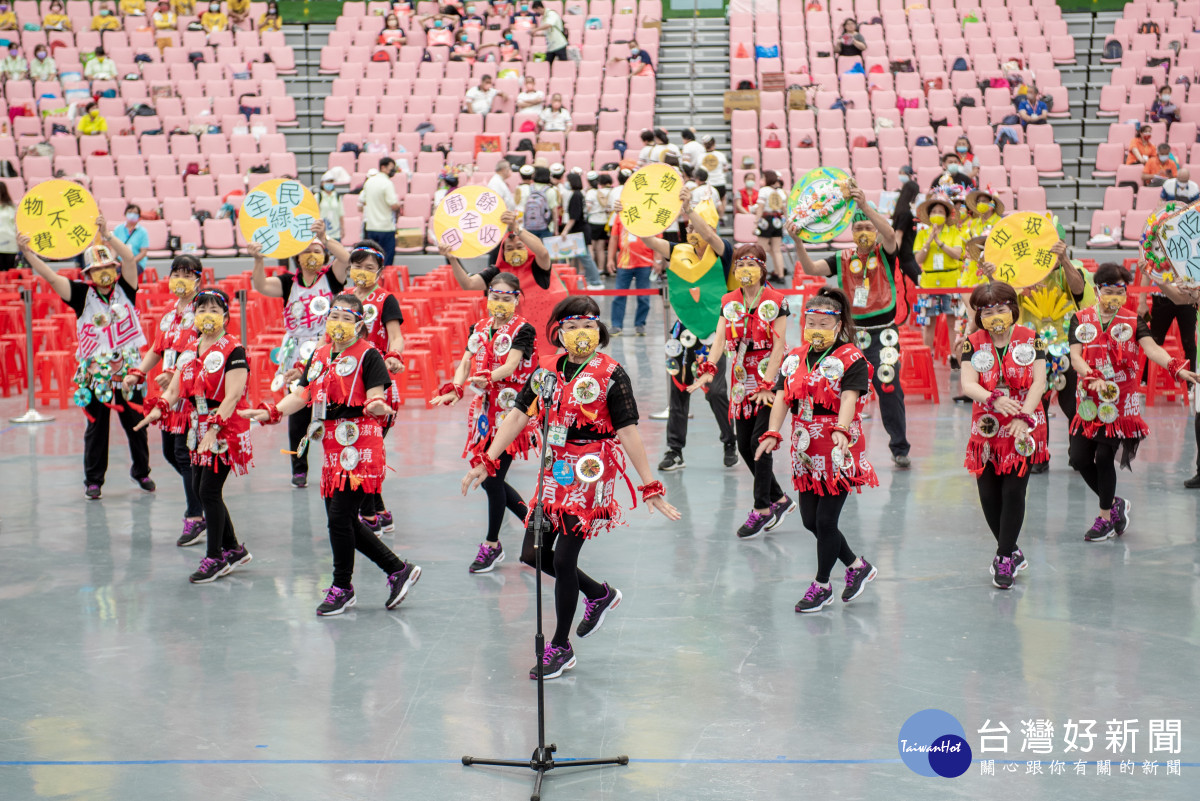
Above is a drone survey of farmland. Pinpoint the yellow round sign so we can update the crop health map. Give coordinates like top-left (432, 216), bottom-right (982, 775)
top-left (16, 180), bottom-right (100, 260)
top-left (618, 163), bottom-right (684, 237)
top-left (982, 212), bottom-right (1059, 289)
top-left (433, 185), bottom-right (509, 259)
top-left (238, 178), bottom-right (321, 259)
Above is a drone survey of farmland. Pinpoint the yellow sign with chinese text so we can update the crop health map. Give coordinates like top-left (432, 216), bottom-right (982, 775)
top-left (618, 164), bottom-right (684, 237)
top-left (238, 178), bottom-right (321, 259)
top-left (433, 185), bottom-right (509, 258)
top-left (16, 180), bottom-right (100, 260)
top-left (982, 212), bottom-right (1059, 289)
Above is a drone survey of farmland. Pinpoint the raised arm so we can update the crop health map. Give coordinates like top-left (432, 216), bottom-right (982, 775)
top-left (98, 215), bottom-right (139, 289)
top-left (441, 241), bottom-right (487, 291)
top-left (784, 225), bottom-right (833, 277)
top-left (314, 219), bottom-right (349, 282)
top-left (249, 242), bottom-right (284, 297)
top-left (681, 186), bottom-right (724, 257)
top-left (850, 183), bottom-right (896, 251)
top-left (17, 233), bottom-right (72, 301)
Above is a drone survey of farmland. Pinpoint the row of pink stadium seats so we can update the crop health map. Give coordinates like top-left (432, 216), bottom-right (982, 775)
top-left (732, 109), bottom-right (1060, 147)
top-left (749, 0), bottom-right (1062, 26)
top-left (736, 18), bottom-right (1070, 50)
top-left (19, 151), bottom-right (296, 184)
top-left (4, 78), bottom-right (286, 111)
top-left (327, 19), bottom-right (651, 48)
top-left (9, 24), bottom-right (286, 51)
top-left (1, 128), bottom-right (284, 158)
top-left (317, 41), bottom-right (652, 72)
top-left (732, 142), bottom-right (1064, 180)
top-left (1101, 184), bottom-right (1199, 215)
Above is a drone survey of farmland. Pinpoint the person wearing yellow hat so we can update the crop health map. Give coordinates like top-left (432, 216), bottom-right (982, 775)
top-left (19, 220), bottom-right (153, 500)
top-left (913, 193), bottom-right (965, 355)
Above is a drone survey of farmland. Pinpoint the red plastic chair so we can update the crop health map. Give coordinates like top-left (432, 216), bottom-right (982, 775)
top-left (899, 346), bottom-right (940, 403)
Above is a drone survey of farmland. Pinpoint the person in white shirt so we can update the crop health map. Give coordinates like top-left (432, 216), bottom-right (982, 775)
top-left (359, 158), bottom-right (403, 266)
top-left (649, 128), bottom-right (679, 163)
top-left (29, 45), bottom-right (57, 81)
top-left (532, 0), bottom-right (568, 62)
top-left (487, 160), bottom-right (517, 213)
top-left (83, 46), bottom-right (118, 81)
top-left (537, 94), bottom-right (573, 133)
top-left (585, 171), bottom-right (615, 275)
top-left (463, 75), bottom-right (505, 114)
top-left (514, 164), bottom-right (534, 210)
top-left (515, 76), bottom-right (545, 115)
top-left (689, 168), bottom-right (718, 208)
top-left (636, 129), bottom-right (656, 166)
top-left (1160, 169), bottom-right (1200, 203)
top-left (680, 127), bottom-right (706, 171)
top-left (316, 171), bottom-right (343, 241)
top-left (699, 133), bottom-right (729, 215)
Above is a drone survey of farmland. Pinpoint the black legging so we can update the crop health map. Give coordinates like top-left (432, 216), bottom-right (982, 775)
top-left (734, 405), bottom-right (786, 510)
top-left (163, 431), bottom-right (202, 518)
top-left (325, 485), bottom-right (405, 589)
top-left (190, 460), bottom-right (239, 560)
top-left (1068, 434), bottom-right (1118, 510)
top-left (1041, 365), bottom-right (1077, 433)
top-left (520, 512), bottom-right (606, 648)
top-left (798, 491), bottom-right (854, 584)
top-left (288, 404), bottom-right (314, 476)
top-left (481, 451), bottom-right (528, 542)
top-left (975, 464), bottom-right (1030, 557)
top-left (1148, 295), bottom-right (1198, 376)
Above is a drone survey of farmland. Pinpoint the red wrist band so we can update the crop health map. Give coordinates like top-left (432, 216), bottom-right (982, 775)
top-left (1016, 413), bottom-right (1036, 429)
top-left (209, 411), bottom-right (228, 431)
top-left (440, 382), bottom-right (464, 400)
top-left (695, 360), bottom-right (718, 378)
top-left (257, 401), bottom-right (282, 424)
top-left (471, 451), bottom-right (500, 477)
top-left (984, 389), bottom-right (1005, 411)
top-left (1169, 357), bottom-right (1190, 381)
top-left (638, 480), bottom-right (665, 501)
top-left (831, 424), bottom-right (850, 437)
top-left (385, 351), bottom-right (402, 362)
top-left (126, 367), bottom-right (146, 380)
top-left (758, 430), bottom-right (783, 451)
top-left (145, 396), bottom-right (170, 419)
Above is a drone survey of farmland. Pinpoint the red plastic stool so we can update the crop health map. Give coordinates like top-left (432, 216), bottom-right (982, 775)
top-left (0, 339), bottom-right (26, 396)
top-left (899, 345), bottom-right (940, 403)
top-left (34, 350), bottom-right (76, 408)
top-left (396, 349), bottom-right (437, 404)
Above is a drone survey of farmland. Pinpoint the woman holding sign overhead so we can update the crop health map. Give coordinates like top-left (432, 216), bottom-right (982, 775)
top-left (251, 218), bottom-right (349, 488)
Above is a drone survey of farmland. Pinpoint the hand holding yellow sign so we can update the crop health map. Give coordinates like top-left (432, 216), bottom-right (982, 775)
top-left (238, 178), bottom-right (321, 259)
top-left (16, 180), bottom-right (100, 260)
top-left (618, 163), bottom-right (684, 237)
top-left (982, 212), bottom-right (1059, 289)
top-left (433, 185), bottom-right (509, 258)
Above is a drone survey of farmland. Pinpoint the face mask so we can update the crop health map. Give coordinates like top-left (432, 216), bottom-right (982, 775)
top-left (734, 265), bottom-right (760, 286)
top-left (562, 327), bottom-right (599, 358)
top-left (209, 4), bottom-right (219, 11)
top-left (194, 311), bottom-right (224, 336)
top-left (322, 181), bottom-right (335, 191)
top-left (1162, 93), bottom-right (1171, 101)
top-left (505, 33), bottom-right (513, 40)
top-left (325, 319), bottom-right (357, 345)
top-left (1100, 291), bottom-right (1127, 313)
top-left (89, 267), bottom-right (117, 287)
top-left (947, 163), bottom-right (960, 175)
top-left (853, 229), bottom-right (876, 250)
top-left (298, 251), bottom-right (323, 271)
top-left (487, 298), bottom-right (516, 319)
top-left (169, 276), bottom-right (196, 297)
top-left (89, 109), bottom-right (99, 117)
top-left (803, 327), bottom-right (836, 349)
top-left (631, 48), bottom-right (640, 56)
top-left (686, 232), bottom-right (704, 250)
top-left (434, 19), bottom-right (443, 27)
top-left (126, 212), bottom-right (140, 223)
top-left (504, 244), bottom-right (529, 266)
top-left (975, 202), bottom-right (992, 215)
top-left (956, 145), bottom-right (968, 153)
top-left (745, 179), bottom-right (756, 188)
top-left (100, 9), bottom-right (110, 15)
top-left (929, 213), bottom-right (947, 226)
top-left (36, 51), bottom-right (46, 59)
top-left (981, 309), bottom-right (1013, 334)
top-left (349, 268), bottom-right (376, 288)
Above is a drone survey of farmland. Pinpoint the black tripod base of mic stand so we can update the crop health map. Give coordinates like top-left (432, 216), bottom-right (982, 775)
top-left (462, 745), bottom-right (628, 801)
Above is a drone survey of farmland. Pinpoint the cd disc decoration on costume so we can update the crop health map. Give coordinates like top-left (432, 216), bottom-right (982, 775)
top-left (786, 167), bottom-right (853, 244)
top-left (433, 185), bottom-right (509, 258)
top-left (16, 180), bottom-right (101, 260)
top-left (982, 212), bottom-right (1060, 288)
top-left (617, 164), bottom-right (684, 237)
top-left (238, 178), bottom-right (321, 259)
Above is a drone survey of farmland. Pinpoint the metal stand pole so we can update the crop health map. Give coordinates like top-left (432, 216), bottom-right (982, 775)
top-left (237, 288), bottom-right (248, 345)
top-left (10, 286), bottom-right (55, 424)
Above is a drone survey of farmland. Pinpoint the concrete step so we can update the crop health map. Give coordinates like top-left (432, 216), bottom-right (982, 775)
top-left (661, 29), bottom-right (729, 47)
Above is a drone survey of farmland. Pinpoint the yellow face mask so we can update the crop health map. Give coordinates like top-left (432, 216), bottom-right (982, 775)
top-left (298, 251), bottom-right (324, 272)
top-left (734, 264), bottom-right (760, 286)
top-left (1100, 291), bottom-right (1127, 313)
top-left (89, 267), bottom-right (117, 288)
top-left (325, 319), bottom-right (357, 345)
top-left (562, 327), bottom-right (599, 357)
top-left (487, 299), bottom-right (516, 320)
top-left (686, 231), bottom-right (705, 251)
top-left (504, 244), bottom-right (529, 266)
top-left (349, 268), bottom-right (376, 288)
top-left (981, 309), bottom-right (1013, 334)
top-left (975, 202), bottom-right (992, 215)
top-left (169, 276), bottom-right (196, 297)
top-left (929, 213), bottom-right (947, 226)
top-left (853, 230), bottom-right (876, 251)
top-left (194, 311), bottom-right (224, 336)
top-left (803, 327), bottom-right (836, 349)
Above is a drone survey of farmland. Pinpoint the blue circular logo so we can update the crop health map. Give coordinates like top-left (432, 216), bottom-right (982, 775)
top-left (898, 709), bottom-right (972, 778)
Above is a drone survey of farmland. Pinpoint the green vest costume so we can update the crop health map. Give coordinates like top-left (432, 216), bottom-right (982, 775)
top-left (667, 241), bottom-right (732, 339)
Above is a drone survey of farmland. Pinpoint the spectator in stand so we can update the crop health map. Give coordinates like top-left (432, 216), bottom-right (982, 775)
top-left (29, 45), bottom-right (57, 81)
top-left (1161, 168), bottom-right (1200, 203)
top-left (680, 127), bottom-right (706, 171)
top-left (651, 127), bottom-right (679, 163)
top-left (200, 2), bottom-right (229, 32)
top-left (378, 15), bottom-right (406, 45)
top-left (77, 102), bottom-right (109, 135)
top-left (360, 158), bottom-right (402, 267)
top-left (700, 134), bottom-right (729, 215)
top-left (0, 44), bottom-right (27, 81)
top-left (514, 164), bottom-right (534, 209)
top-left (487, 160), bottom-right (517, 214)
top-left (479, 28), bottom-right (521, 62)
top-left (636, 129), bottom-right (657, 165)
top-left (522, 165), bottom-right (558, 240)
top-left (421, 13), bottom-right (457, 47)
top-left (114, 204), bottom-right (150, 276)
top-left (460, 2), bottom-right (485, 28)
top-left (608, 203), bottom-right (655, 335)
top-left (317, 172), bottom-right (343, 242)
top-left (120, 0), bottom-right (147, 16)
top-left (1016, 85), bottom-right (1049, 126)
top-left (259, 4), bottom-right (282, 31)
top-left (92, 1), bottom-right (122, 30)
top-left (463, 74), bottom-right (504, 114)
top-left (515, 76), bottom-right (545, 114)
top-left (0, 183), bottom-right (16, 271)
top-left (585, 171), bottom-right (614, 275)
top-left (562, 172), bottom-right (604, 289)
top-left (433, 171), bottom-right (459, 207)
top-left (172, 0), bottom-right (195, 15)
top-left (42, 1), bottom-right (72, 30)
top-left (626, 40), bottom-right (654, 75)
top-left (931, 151), bottom-right (977, 192)
top-left (736, 172), bottom-right (758, 214)
top-left (450, 30), bottom-right (477, 62)
top-left (0, 3), bottom-right (16, 30)
top-left (538, 93), bottom-right (572, 132)
top-left (690, 168), bottom-right (719, 210)
top-left (227, 0), bottom-right (250, 29)
top-left (1126, 123), bottom-right (1157, 165)
top-left (837, 18), bottom-right (867, 62)
top-left (953, 135), bottom-right (977, 180)
top-left (753, 170), bottom-right (788, 284)
top-left (1143, 142), bottom-right (1178, 186)
top-left (84, 47), bottom-right (118, 81)
top-left (532, 0), bottom-right (568, 62)
top-left (1150, 84), bottom-right (1179, 126)
top-left (152, 1), bottom-right (176, 29)
top-left (510, 1), bottom-right (537, 28)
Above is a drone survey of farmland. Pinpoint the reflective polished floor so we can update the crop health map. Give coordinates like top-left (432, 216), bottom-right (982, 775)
top-left (2, 304), bottom-right (1199, 800)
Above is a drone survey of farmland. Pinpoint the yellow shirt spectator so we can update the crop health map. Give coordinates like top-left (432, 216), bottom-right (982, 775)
top-left (92, 11), bottom-right (122, 31)
top-left (914, 198), bottom-right (965, 290)
top-left (227, 0), bottom-right (249, 21)
top-left (172, 0), bottom-right (196, 16)
top-left (152, 6), bottom-right (177, 29)
top-left (120, 0), bottom-right (147, 15)
top-left (259, 12), bottom-right (281, 31)
top-left (0, 10), bottom-right (17, 30)
top-left (78, 109), bottom-right (109, 135)
top-left (42, 11), bottom-right (73, 30)
top-left (200, 8), bottom-right (228, 32)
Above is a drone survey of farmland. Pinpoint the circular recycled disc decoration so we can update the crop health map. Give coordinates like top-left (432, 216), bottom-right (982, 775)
top-left (848, 257), bottom-right (864, 275)
top-left (971, 350), bottom-right (996, 373)
top-left (820, 356), bottom-right (845, 381)
top-left (855, 330), bottom-right (872, 350)
top-left (238, 179), bottom-right (321, 259)
top-left (203, 351), bottom-right (224, 373)
top-left (733, 364), bottom-right (747, 382)
top-left (679, 330), bottom-right (698, 347)
top-left (309, 296), bottom-right (331, 317)
top-left (467, 331), bottom-right (484, 354)
top-left (616, 163), bottom-right (684, 237)
top-left (16, 180), bottom-right (101, 260)
top-left (493, 333), bottom-right (513, 357)
top-left (339, 446), bottom-right (361, 471)
top-left (335, 420), bottom-right (360, 446)
top-left (111, 304), bottom-right (129, 322)
top-left (335, 355), bottom-right (358, 377)
top-left (786, 166), bottom-right (853, 244)
top-left (1110, 322), bottom-right (1133, 343)
top-left (572, 376), bottom-right (600, 405)
top-left (187, 427), bottom-right (197, 450)
top-left (306, 421), bottom-right (325, 442)
top-left (1097, 402), bottom-right (1119, 424)
top-left (210, 437), bottom-right (228, 454)
top-left (1053, 373), bottom-right (1067, 391)
top-left (878, 363), bottom-right (896, 383)
top-left (731, 382), bottom-right (747, 403)
top-left (1075, 323), bottom-right (1097, 344)
top-left (1078, 398), bottom-right (1098, 422)
top-left (781, 353), bottom-right (800, 377)
top-left (543, 451), bottom-right (555, 470)
top-left (73, 387), bottom-right (93, 407)
top-left (831, 446), bottom-right (847, 471)
top-left (497, 387), bottom-right (518, 409)
top-left (757, 359), bottom-right (770, 379)
top-left (574, 453), bottom-right (605, 484)
top-left (666, 357), bottom-right (681, 375)
top-left (96, 384), bottom-right (113, 404)
top-left (977, 414), bottom-right (1000, 438)
top-left (159, 313), bottom-right (174, 332)
top-left (880, 346), bottom-right (900, 366)
top-left (363, 304), bottom-right (379, 325)
top-left (434, 185), bottom-right (509, 258)
top-left (306, 360), bottom-right (323, 382)
top-left (880, 328), bottom-right (899, 348)
top-left (1097, 381), bottom-right (1120, 403)
top-left (722, 301), bottom-right (746, 322)
top-left (664, 339), bottom-right (684, 358)
top-left (757, 300), bottom-right (780, 323)
top-left (298, 340), bottom-right (318, 361)
top-left (1012, 342), bottom-right (1037, 367)
top-left (795, 426), bottom-right (811, 452)
top-left (270, 374), bottom-right (285, 392)
top-left (1015, 435), bottom-right (1036, 457)
top-left (92, 311), bottom-right (111, 329)
top-left (1048, 342), bottom-right (1069, 358)
top-left (982, 212), bottom-right (1059, 288)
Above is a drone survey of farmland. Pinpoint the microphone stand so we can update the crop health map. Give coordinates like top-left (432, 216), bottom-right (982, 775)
top-left (462, 371), bottom-right (628, 801)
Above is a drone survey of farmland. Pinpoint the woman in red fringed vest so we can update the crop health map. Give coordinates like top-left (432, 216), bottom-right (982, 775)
top-left (136, 289), bottom-right (254, 584)
top-left (959, 282), bottom-right (1048, 589)
top-left (431, 271), bottom-right (540, 573)
top-left (242, 294), bottom-right (422, 617)
top-left (757, 288), bottom-right (879, 614)
top-left (462, 296), bottom-right (680, 681)
top-left (1067, 263), bottom-right (1198, 542)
